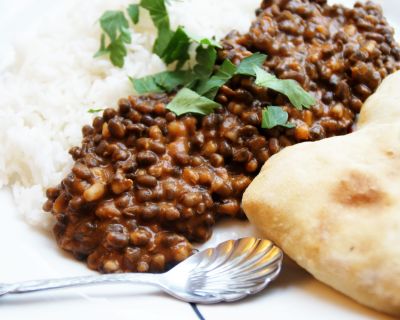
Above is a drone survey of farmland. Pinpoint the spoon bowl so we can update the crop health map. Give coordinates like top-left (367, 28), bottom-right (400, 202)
top-left (0, 237), bottom-right (283, 304)
top-left (160, 237), bottom-right (283, 303)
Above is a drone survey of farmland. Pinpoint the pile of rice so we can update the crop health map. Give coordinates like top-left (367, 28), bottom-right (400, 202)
top-left (0, 0), bottom-right (260, 229)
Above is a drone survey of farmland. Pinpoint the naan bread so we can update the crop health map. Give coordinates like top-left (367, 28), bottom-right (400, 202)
top-left (242, 71), bottom-right (400, 316)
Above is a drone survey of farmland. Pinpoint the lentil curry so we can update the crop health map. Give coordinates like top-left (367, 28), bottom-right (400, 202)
top-left (44, 0), bottom-right (400, 273)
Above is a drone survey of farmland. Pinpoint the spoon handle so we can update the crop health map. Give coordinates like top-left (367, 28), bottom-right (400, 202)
top-left (0, 273), bottom-right (159, 297)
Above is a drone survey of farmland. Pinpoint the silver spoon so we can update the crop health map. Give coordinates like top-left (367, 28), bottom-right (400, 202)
top-left (0, 237), bottom-right (282, 303)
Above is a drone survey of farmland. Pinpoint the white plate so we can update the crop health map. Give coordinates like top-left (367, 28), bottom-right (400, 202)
top-left (0, 1), bottom-right (398, 319)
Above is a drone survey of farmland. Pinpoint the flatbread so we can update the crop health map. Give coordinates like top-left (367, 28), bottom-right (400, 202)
top-left (242, 71), bottom-right (400, 316)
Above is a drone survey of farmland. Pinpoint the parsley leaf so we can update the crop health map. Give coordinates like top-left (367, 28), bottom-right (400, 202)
top-left (254, 66), bottom-right (315, 110)
top-left (131, 70), bottom-right (194, 94)
top-left (235, 53), bottom-right (267, 76)
top-left (127, 4), bottom-right (140, 24)
top-left (261, 106), bottom-right (295, 129)
top-left (167, 88), bottom-right (221, 116)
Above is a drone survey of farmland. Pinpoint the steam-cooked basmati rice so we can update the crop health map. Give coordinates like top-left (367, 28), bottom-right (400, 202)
top-left (0, 0), bottom-right (260, 229)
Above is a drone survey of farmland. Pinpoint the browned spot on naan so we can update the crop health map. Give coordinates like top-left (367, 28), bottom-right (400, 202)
top-left (332, 171), bottom-right (387, 207)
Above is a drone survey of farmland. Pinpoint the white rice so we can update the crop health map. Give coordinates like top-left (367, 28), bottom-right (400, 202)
top-left (0, 0), bottom-right (260, 229)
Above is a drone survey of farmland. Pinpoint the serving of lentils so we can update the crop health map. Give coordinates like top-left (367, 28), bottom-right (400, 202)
top-left (44, 0), bottom-right (400, 273)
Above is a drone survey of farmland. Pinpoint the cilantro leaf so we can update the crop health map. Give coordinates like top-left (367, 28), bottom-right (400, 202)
top-left (193, 46), bottom-right (217, 80)
top-left (139, 1), bottom-right (220, 67)
top-left (160, 26), bottom-right (191, 65)
top-left (254, 66), bottom-right (316, 109)
top-left (99, 11), bottom-right (129, 42)
top-left (167, 88), bottom-right (221, 116)
top-left (195, 53), bottom-right (266, 99)
top-left (261, 106), bottom-right (295, 129)
top-left (130, 75), bottom-right (165, 94)
top-left (155, 70), bottom-right (194, 91)
top-left (196, 59), bottom-right (237, 99)
top-left (153, 29), bottom-right (175, 58)
top-left (95, 10), bottom-right (133, 67)
top-left (139, 1), bottom-right (190, 65)
top-left (97, 1), bottom-right (223, 69)
top-left (235, 53), bottom-right (267, 76)
top-left (108, 37), bottom-right (128, 68)
top-left (140, 0), bottom-right (175, 57)
top-left (140, 0), bottom-right (170, 30)
top-left (127, 4), bottom-right (140, 24)
top-left (131, 70), bottom-right (194, 94)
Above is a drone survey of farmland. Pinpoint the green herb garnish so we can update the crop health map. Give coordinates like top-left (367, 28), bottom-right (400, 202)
top-left (94, 8), bottom-right (139, 68)
top-left (158, 26), bottom-right (191, 66)
top-left (235, 53), bottom-right (267, 76)
top-left (140, 0), bottom-right (190, 66)
top-left (261, 107), bottom-right (295, 129)
top-left (166, 88), bottom-right (221, 116)
top-left (140, 0), bottom-right (170, 31)
top-left (133, 53), bottom-right (268, 115)
top-left (193, 46), bottom-right (218, 80)
top-left (254, 66), bottom-right (315, 110)
top-left (196, 59), bottom-right (237, 99)
top-left (196, 53), bottom-right (267, 99)
top-left (88, 108), bottom-right (105, 114)
top-left (99, 11), bottom-right (130, 43)
top-left (96, 0), bottom-right (221, 69)
top-left (127, 4), bottom-right (140, 24)
top-left (130, 47), bottom-right (218, 96)
top-left (130, 70), bottom-right (194, 94)
top-left (95, 2), bottom-right (315, 124)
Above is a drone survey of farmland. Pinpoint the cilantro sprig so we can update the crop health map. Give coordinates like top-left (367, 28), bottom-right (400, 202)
top-left (95, 1), bottom-right (220, 69)
top-left (132, 51), bottom-right (314, 128)
top-left (95, 1), bottom-right (316, 129)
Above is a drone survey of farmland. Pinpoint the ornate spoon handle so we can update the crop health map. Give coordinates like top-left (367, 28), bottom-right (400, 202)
top-left (0, 273), bottom-right (159, 297)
